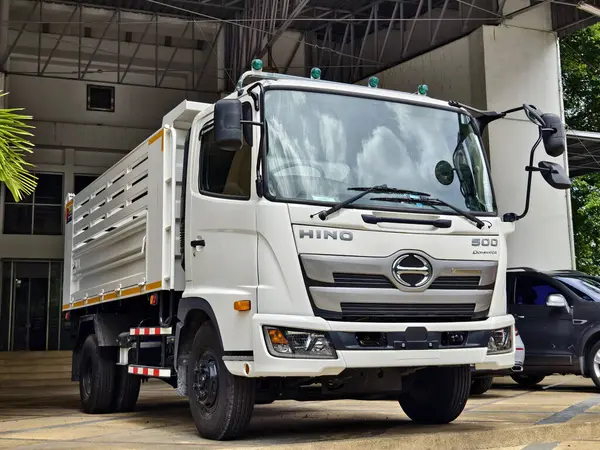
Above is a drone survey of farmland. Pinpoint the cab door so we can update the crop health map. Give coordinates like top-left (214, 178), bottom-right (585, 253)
top-left (183, 102), bottom-right (258, 349)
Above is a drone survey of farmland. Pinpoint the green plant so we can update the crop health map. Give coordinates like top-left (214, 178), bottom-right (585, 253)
top-left (0, 91), bottom-right (37, 202)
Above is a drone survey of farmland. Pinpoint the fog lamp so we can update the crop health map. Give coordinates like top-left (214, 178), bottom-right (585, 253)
top-left (487, 326), bottom-right (512, 354)
top-left (263, 326), bottom-right (337, 359)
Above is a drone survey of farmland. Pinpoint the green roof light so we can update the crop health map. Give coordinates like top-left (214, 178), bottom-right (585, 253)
top-left (310, 67), bottom-right (322, 79)
top-left (368, 76), bottom-right (380, 88)
top-left (417, 84), bottom-right (429, 95)
top-left (251, 59), bottom-right (263, 71)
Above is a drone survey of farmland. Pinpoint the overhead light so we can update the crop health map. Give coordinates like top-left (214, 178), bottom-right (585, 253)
top-left (577, 1), bottom-right (600, 17)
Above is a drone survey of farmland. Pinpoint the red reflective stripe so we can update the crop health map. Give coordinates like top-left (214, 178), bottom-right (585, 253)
top-left (154, 328), bottom-right (160, 335)
top-left (153, 369), bottom-right (159, 377)
top-left (143, 367), bottom-right (149, 376)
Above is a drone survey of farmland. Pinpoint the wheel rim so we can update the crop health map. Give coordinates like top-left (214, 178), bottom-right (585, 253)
top-left (593, 349), bottom-right (600, 380)
top-left (82, 358), bottom-right (92, 398)
top-left (193, 351), bottom-right (219, 412)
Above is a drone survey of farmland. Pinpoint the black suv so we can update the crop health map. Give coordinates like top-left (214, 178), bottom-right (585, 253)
top-left (506, 267), bottom-right (600, 389)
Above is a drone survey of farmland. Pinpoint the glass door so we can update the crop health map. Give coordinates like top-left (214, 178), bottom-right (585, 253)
top-left (0, 260), bottom-right (63, 351)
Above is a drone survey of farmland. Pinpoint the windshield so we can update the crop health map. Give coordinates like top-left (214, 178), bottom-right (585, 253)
top-left (263, 89), bottom-right (496, 214)
top-left (557, 276), bottom-right (600, 302)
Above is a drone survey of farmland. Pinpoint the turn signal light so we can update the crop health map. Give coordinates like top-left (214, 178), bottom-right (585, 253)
top-left (234, 300), bottom-right (251, 311)
top-left (268, 328), bottom-right (288, 345)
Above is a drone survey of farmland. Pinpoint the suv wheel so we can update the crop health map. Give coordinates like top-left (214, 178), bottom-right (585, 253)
top-left (587, 341), bottom-right (600, 389)
top-left (510, 374), bottom-right (545, 388)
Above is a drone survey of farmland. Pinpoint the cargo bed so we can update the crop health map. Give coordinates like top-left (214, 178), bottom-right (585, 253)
top-left (62, 100), bottom-right (210, 312)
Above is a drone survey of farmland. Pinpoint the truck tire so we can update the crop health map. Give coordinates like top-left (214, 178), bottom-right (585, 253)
top-left (187, 322), bottom-right (256, 440)
top-left (399, 365), bottom-right (470, 424)
top-left (79, 334), bottom-right (116, 414)
top-left (112, 365), bottom-right (141, 412)
top-left (511, 374), bottom-right (545, 388)
top-left (470, 376), bottom-right (493, 396)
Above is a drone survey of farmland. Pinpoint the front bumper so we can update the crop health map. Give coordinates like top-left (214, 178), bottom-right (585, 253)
top-left (223, 313), bottom-right (515, 378)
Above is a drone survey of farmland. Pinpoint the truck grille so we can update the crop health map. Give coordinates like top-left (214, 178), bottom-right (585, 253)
top-left (331, 273), bottom-right (481, 290)
top-left (340, 302), bottom-right (476, 322)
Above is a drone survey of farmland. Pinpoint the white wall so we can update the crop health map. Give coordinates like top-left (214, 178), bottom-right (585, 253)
top-left (6, 74), bottom-right (204, 151)
top-left (358, 29), bottom-right (485, 108)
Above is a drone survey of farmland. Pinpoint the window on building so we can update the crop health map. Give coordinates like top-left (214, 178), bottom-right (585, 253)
top-left (198, 127), bottom-right (251, 198)
top-left (3, 173), bottom-right (63, 235)
top-left (87, 84), bottom-right (115, 112)
top-left (74, 174), bottom-right (98, 195)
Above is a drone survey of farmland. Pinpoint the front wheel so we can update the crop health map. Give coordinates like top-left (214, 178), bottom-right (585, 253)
top-left (399, 365), bottom-right (471, 424)
top-left (187, 322), bottom-right (256, 440)
top-left (470, 376), bottom-right (494, 396)
top-left (511, 374), bottom-right (545, 388)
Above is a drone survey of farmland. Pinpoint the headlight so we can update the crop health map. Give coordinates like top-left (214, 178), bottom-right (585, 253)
top-left (487, 326), bottom-right (513, 354)
top-left (263, 326), bottom-right (337, 359)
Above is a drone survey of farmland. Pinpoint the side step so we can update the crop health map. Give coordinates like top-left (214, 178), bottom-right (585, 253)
top-left (128, 365), bottom-right (172, 378)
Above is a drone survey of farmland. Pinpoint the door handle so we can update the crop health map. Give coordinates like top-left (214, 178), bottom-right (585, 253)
top-left (513, 314), bottom-right (525, 319)
top-left (190, 239), bottom-right (205, 248)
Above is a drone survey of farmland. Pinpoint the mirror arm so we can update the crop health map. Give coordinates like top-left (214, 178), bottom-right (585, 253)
top-left (502, 128), bottom-right (543, 223)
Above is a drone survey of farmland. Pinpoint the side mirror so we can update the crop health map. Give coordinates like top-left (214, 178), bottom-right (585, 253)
top-left (434, 160), bottom-right (454, 185)
top-left (546, 293), bottom-right (567, 308)
top-left (540, 113), bottom-right (566, 157)
top-left (214, 99), bottom-right (243, 151)
top-left (538, 161), bottom-right (571, 190)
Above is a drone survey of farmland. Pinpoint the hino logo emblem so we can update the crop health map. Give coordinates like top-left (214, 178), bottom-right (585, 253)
top-left (298, 229), bottom-right (353, 241)
top-left (392, 254), bottom-right (433, 288)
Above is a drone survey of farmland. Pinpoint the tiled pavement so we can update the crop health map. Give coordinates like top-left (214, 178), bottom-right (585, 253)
top-left (1, 375), bottom-right (600, 449)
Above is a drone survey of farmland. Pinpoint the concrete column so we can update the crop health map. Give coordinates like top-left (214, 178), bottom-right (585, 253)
top-left (0, 0), bottom-right (8, 107)
top-left (216, 24), bottom-right (226, 98)
top-left (481, 0), bottom-right (575, 270)
top-left (0, 0), bottom-right (8, 68)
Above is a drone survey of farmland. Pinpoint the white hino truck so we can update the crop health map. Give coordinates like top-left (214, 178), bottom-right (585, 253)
top-left (62, 59), bottom-right (571, 440)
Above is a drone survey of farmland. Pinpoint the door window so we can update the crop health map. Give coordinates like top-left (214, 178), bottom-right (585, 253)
top-left (514, 276), bottom-right (561, 306)
top-left (198, 127), bottom-right (252, 199)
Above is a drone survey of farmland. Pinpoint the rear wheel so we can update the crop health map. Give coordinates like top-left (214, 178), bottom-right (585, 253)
top-left (399, 365), bottom-right (471, 424)
top-left (79, 334), bottom-right (116, 414)
top-left (187, 322), bottom-right (256, 440)
top-left (470, 376), bottom-right (494, 396)
top-left (511, 374), bottom-right (545, 388)
top-left (112, 365), bottom-right (141, 412)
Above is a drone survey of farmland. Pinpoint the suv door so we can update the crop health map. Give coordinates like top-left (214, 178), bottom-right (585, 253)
top-left (508, 273), bottom-right (575, 369)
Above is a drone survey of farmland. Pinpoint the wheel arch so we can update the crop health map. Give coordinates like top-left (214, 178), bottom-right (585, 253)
top-left (174, 297), bottom-right (223, 395)
top-left (71, 313), bottom-right (140, 381)
top-left (579, 327), bottom-right (600, 377)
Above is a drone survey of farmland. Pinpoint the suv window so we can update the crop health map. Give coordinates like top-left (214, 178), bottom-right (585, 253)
top-left (514, 276), bottom-right (561, 306)
top-left (557, 276), bottom-right (600, 302)
top-left (198, 127), bottom-right (251, 199)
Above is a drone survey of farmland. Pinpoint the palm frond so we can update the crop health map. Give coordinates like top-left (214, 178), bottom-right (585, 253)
top-left (0, 91), bottom-right (37, 202)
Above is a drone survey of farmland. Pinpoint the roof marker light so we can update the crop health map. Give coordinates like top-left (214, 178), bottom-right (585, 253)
top-left (368, 76), bottom-right (379, 88)
top-left (310, 67), bottom-right (322, 80)
top-left (417, 84), bottom-right (429, 96)
top-left (251, 59), bottom-right (263, 71)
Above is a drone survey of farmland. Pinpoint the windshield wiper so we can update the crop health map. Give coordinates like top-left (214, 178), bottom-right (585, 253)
top-left (370, 195), bottom-right (486, 229)
top-left (311, 185), bottom-right (430, 221)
